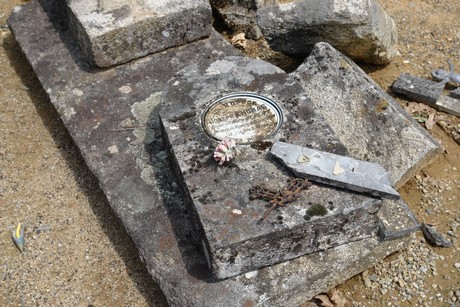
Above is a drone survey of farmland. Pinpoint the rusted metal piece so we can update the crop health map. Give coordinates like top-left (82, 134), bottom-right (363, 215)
top-left (249, 178), bottom-right (312, 223)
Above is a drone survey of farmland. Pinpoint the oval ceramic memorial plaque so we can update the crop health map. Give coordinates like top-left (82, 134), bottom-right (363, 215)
top-left (202, 93), bottom-right (283, 144)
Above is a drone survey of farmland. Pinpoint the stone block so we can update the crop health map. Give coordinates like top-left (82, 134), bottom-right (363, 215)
top-left (9, 1), bottom-right (420, 305)
top-left (159, 55), bottom-right (382, 279)
top-left (257, 0), bottom-right (399, 64)
top-left (292, 42), bottom-right (442, 188)
top-left (64, 0), bottom-right (212, 67)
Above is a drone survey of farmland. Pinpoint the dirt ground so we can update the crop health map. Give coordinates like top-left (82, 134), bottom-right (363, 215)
top-left (0, 0), bottom-right (459, 306)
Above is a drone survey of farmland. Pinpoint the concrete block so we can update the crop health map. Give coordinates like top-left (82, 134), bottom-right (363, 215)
top-left (257, 0), bottom-right (399, 64)
top-left (64, 0), bottom-right (212, 67)
top-left (8, 1), bottom-right (420, 305)
top-left (159, 55), bottom-right (382, 279)
top-left (292, 42), bottom-right (442, 188)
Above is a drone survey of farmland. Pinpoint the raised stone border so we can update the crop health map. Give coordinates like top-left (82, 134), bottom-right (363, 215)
top-left (8, 1), bottom-right (422, 305)
top-left (65, 0), bottom-right (212, 67)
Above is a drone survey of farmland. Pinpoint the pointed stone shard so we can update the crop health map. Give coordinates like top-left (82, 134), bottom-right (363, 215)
top-left (271, 141), bottom-right (400, 199)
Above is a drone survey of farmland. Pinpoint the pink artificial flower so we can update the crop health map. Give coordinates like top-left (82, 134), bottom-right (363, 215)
top-left (214, 137), bottom-right (239, 165)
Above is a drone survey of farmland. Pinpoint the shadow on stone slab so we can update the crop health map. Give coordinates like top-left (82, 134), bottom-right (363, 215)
top-left (143, 106), bottom-right (212, 282)
top-left (3, 28), bottom-right (168, 307)
top-left (38, 0), bottom-right (99, 72)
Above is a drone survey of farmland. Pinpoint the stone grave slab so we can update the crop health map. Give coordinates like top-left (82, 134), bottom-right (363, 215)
top-left (9, 1), bottom-right (420, 305)
top-left (292, 43), bottom-right (442, 189)
top-left (159, 55), bottom-right (384, 279)
top-left (64, 0), bottom-right (212, 67)
top-left (257, 0), bottom-right (399, 64)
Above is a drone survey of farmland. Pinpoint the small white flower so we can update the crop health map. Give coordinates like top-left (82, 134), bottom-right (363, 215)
top-left (213, 137), bottom-right (239, 166)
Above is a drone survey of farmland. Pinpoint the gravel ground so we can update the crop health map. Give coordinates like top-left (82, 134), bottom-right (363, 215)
top-left (1, 0), bottom-right (459, 306)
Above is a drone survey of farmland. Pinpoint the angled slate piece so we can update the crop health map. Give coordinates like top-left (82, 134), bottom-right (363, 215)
top-left (436, 95), bottom-right (460, 117)
top-left (8, 1), bottom-right (419, 305)
top-left (293, 43), bottom-right (442, 189)
top-left (270, 141), bottom-right (399, 199)
top-left (451, 88), bottom-right (460, 99)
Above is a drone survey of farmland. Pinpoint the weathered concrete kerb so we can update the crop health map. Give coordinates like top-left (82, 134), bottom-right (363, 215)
top-left (8, 0), bottom-right (436, 305)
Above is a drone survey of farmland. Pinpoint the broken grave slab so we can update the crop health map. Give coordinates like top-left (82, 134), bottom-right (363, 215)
top-left (292, 42), bottom-right (442, 189)
top-left (64, 0), bottom-right (212, 67)
top-left (451, 88), bottom-right (460, 99)
top-left (391, 73), bottom-right (444, 106)
top-left (9, 1), bottom-right (419, 305)
top-left (159, 55), bottom-right (383, 280)
top-left (257, 0), bottom-right (399, 65)
top-left (392, 74), bottom-right (460, 117)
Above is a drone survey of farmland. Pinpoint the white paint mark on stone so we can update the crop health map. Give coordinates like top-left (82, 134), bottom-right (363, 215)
top-left (126, 137), bottom-right (131, 142)
top-left (72, 89), bottom-right (84, 96)
top-left (173, 80), bottom-right (180, 86)
top-left (119, 85), bottom-right (132, 94)
top-left (92, 122), bottom-right (100, 130)
top-left (162, 30), bottom-right (170, 37)
top-left (108, 145), bottom-right (119, 154)
top-left (232, 209), bottom-right (242, 215)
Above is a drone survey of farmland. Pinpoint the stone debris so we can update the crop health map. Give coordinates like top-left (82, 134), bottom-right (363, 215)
top-left (421, 223), bottom-right (452, 247)
top-left (392, 73), bottom-right (460, 117)
top-left (358, 238), bottom-right (444, 304)
top-left (451, 88), bottom-right (460, 99)
top-left (65, 0), bottom-right (212, 67)
top-left (257, 0), bottom-right (399, 64)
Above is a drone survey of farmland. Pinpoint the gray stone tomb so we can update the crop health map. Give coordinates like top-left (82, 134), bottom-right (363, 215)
top-left (8, 0), bottom-right (438, 305)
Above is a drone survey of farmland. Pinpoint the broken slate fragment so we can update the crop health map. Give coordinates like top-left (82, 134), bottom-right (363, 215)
top-left (391, 73), bottom-right (443, 106)
top-left (421, 223), bottom-right (452, 247)
top-left (436, 95), bottom-right (460, 117)
top-left (270, 141), bottom-right (400, 199)
top-left (451, 88), bottom-right (460, 99)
